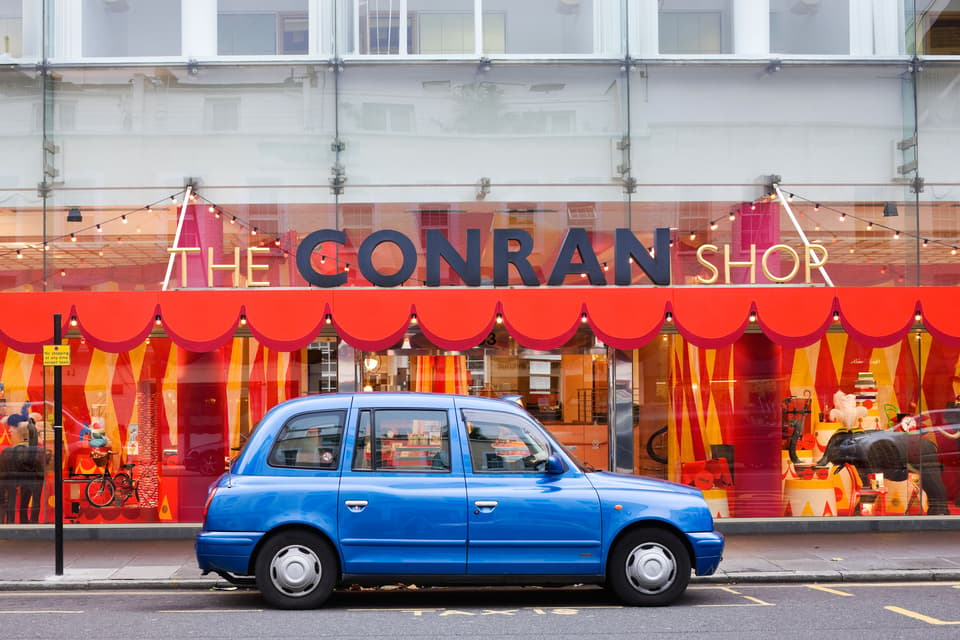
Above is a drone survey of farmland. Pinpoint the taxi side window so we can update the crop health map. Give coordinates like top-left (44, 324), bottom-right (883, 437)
top-left (462, 408), bottom-right (551, 473)
top-left (352, 409), bottom-right (450, 472)
top-left (267, 410), bottom-right (346, 469)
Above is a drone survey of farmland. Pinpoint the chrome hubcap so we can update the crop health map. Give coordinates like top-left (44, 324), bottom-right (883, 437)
top-left (269, 544), bottom-right (322, 597)
top-left (624, 542), bottom-right (676, 594)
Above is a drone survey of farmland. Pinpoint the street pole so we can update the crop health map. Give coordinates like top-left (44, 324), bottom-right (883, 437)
top-left (53, 314), bottom-right (63, 575)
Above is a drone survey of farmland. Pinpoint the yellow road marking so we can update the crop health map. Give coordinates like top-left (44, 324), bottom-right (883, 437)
top-left (806, 585), bottom-right (853, 597)
top-left (885, 606), bottom-right (960, 625)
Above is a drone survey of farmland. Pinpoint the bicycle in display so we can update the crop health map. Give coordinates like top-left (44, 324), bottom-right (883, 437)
top-left (85, 450), bottom-right (140, 508)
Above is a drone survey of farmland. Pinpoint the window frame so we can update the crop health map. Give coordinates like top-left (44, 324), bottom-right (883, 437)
top-left (266, 409), bottom-right (347, 470)
top-left (351, 407), bottom-right (452, 473)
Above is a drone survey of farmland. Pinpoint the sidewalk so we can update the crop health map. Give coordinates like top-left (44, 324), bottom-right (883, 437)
top-left (1, 529), bottom-right (959, 591)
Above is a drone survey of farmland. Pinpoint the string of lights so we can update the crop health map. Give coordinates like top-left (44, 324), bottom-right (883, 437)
top-left (9, 189), bottom-right (959, 271)
top-left (700, 189), bottom-right (960, 256)
top-left (1, 189), bottom-right (190, 261)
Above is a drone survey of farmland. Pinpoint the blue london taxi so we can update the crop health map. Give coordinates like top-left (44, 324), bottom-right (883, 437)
top-left (195, 393), bottom-right (724, 608)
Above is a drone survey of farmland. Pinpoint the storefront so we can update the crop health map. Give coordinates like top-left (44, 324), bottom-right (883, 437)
top-left (2, 200), bottom-right (960, 525)
top-left (2, 2), bottom-right (960, 528)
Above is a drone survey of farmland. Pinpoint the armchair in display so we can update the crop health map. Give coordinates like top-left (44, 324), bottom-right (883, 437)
top-left (681, 446), bottom-right (734, 518)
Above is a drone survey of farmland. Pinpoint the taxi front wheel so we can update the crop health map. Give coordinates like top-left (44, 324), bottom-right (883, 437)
top-left (607, 528), bottom-right (691, 606)
top-left (255, 530), bottom-right (338, 609)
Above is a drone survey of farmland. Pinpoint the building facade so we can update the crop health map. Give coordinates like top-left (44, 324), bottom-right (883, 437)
top-left (1, 0), bottom-right (960, 525)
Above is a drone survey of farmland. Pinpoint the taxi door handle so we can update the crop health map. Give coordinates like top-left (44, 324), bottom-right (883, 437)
top-left (474, 500), bottom-right (498, 514)
top-left (344, 500), bottom-right (368, 512)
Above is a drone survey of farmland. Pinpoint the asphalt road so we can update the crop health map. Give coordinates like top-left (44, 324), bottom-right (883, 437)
top-left (1, 582), bottom-right (958, 639)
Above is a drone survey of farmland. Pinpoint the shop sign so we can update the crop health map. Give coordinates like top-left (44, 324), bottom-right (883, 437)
top-left (167, 228), bottom-right (829, 288)
top-left (295, 228), bottom-right (673, 287)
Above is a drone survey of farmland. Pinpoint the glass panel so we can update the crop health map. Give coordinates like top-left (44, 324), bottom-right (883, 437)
top-left (658, 0), bottom-right (732, 54)
top-left (916, 0), bottom-right (960, 54)
top-left (635, 330), bottom-right (960, 519)
top-left (0, 335), bottom-right (306, 524)
top-left (81, 0), bottom-right (182, 57)
top-left (338, 62), bottom-right (626, 187)
top-left (218, 0), bottom-right (309, 55)
top-left (267, 411), bottom-right (346, 469)
top-left (483, 0), bottom-right (598, 55)
top-left (0, 66), bottom-right (42, 291)
top-left (0, 0), bottom-right (40, 59)
top-left (770, 0), bottom-right (849, 55)
top-left (917, 64), bottom-right (960, 285)
top-left (358, 324), bottom-right (611, 470)
top-left (368, 409), bottom-right (450, 472)
top-left (463, 408), bottom-right (551, 472)
top-left (411, 0), bottom-right (475, 55)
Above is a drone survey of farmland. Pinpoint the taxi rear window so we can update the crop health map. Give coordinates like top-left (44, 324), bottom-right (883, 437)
top-left (268, 411), bottom-right (346, 469)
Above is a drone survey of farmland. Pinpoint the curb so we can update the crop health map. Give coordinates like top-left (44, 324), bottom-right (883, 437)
top-left (0, 578), bottom-right (222, 591)
top-left (693, 568), bottom-right (960, 584)
top-left (2, 570), bottom-right (959, 592)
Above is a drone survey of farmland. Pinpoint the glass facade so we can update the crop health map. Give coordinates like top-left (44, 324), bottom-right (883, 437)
top-left (2, 1), bottom-right (960, 525)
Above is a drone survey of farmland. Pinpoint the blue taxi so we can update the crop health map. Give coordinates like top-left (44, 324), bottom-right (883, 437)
top-left (196, 393), bottom-right (723, 608)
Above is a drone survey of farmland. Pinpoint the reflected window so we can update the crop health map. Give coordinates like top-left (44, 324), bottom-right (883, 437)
top-left (770, 0), bottom-right (849, 55)
top-left (218, 0), bottom-right (308, 55)
top-left (352, 409), bottom-right (451, 472)
top-left (268, 411), bottom-right (346, 469)
top-left (485, 0), bottom-right (594, 54)
top-left (81, 0), bottom-right (181, 57)
top-left (0, 0), bottom-right (24, 58)
top-left (920, 0), bottom-right (960, 54)
top-left (659, 0), bottom-right (731, 54)
top-left (463, 408), bottom-right (551, 473)
top-left (353, 0), bottom-right (606, 55)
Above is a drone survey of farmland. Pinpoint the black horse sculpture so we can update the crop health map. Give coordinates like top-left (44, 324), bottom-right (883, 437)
top-left (816, 430), bottom-right (950, 515)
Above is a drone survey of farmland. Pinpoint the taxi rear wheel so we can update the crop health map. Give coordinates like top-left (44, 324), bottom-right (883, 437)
top-left (255, 530), bottom-right (337, 609)
top-left (607, 528), bottom-right (691, 606)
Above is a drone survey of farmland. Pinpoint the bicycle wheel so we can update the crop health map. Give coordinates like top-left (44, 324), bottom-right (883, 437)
top-left (114, 473), bottom-right (136, 505)
top-left (85, 477), bottom-right (116, 508)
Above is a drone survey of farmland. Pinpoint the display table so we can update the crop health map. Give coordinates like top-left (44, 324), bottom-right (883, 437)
top-left (783, 478), bottom-right (838, 516)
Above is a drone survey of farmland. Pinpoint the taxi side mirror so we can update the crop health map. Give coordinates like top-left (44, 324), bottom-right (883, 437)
top-left (545, 454), bottom-right (566, 474)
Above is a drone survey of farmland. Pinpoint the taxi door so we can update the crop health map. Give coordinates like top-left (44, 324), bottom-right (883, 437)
top-left (460, 406), bottom-right (602, 576)
top-left (337, 403), bottom-right (468, 575)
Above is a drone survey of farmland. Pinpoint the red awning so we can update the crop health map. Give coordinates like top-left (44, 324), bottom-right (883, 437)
top-left (0, 287), bottom-right (951, 354)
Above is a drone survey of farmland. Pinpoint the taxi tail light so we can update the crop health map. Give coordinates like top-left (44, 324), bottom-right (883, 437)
top-left (201, 486), bottom-right (219, 523)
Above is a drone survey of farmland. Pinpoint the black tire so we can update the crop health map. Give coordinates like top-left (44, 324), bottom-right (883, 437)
top-left (85, 477), bottom-right (116, 508)
top-left (645, 426), bottom-right (669, 465)
top-left (607, 528), bottom-right (691, 606)
top-left (255, 530), bottom-right (338, 609)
